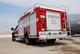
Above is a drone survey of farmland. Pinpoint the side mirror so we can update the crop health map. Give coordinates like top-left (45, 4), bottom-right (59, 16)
top-left (11, 27), bottom-right (14, 31)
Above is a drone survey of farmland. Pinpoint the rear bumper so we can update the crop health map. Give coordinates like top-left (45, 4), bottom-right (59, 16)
top-left (39, 31), bottom-right (68, 40)
top-left (39, 35), bottom-right (68, 40)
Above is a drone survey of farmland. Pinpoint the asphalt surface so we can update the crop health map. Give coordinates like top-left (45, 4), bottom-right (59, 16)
top-left (0, 36), bottom-right (80, 54)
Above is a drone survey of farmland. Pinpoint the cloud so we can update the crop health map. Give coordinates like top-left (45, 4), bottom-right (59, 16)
top-left (0, 0), bottom-right (37, 7)
top-left (0, 0), bottom-right (79, 7)
top-left (0, 0), bottom-right (80, 14)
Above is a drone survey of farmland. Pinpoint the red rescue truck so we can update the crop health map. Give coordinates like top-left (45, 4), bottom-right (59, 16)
top-left (11, 4), bottom-right (68, 45)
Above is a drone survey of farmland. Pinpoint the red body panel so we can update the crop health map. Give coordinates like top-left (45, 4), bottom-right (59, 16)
top-left (36, 7), bottom-right (47, 39)
top-left (60, 12), bottom-right (68, 31)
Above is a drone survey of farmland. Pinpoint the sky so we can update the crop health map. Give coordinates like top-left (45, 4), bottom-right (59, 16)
top-left (0, 0), bottom-right (80, 30)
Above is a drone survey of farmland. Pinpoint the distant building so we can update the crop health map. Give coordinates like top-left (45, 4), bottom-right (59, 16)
top-left (68, 14), bottom-right (80, 35)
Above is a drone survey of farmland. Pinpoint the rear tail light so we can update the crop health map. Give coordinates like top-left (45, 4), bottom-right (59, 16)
top-left (42, 23), bottom-right (45, 31)
top-left (63, 24), bottom-right (66, 31)
top-left (42, 28), bottom-right (45, 31)
top-left (40, 15), bottom-right (45, 18)
top-left (63, 29), bottom-right (66, 31)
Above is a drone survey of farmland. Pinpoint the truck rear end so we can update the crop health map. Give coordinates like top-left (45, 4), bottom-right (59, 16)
top-left (35, 7), bottom-right (68, 41)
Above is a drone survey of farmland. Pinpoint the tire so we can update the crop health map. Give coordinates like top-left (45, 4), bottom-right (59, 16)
top-left (25, 35), bottom-right (30, 45)
top-left (25, 33), bottom-right (36, 45)
top-left (47, 39), bottom-right (56, 43)
top-left (12, 33), bottom-right (15, 41)
top-left (25, 33), bottom-right (31, 45)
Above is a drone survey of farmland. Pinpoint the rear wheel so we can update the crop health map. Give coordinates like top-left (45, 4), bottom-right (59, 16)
top-left (25, 34), bottom-right (30, 45)
top-left (47, 39), bottom-right (56, 43)
top-left (25, 33), bottom-right (36, 45)
top-left (25, 33), bottom-right (32, 45)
